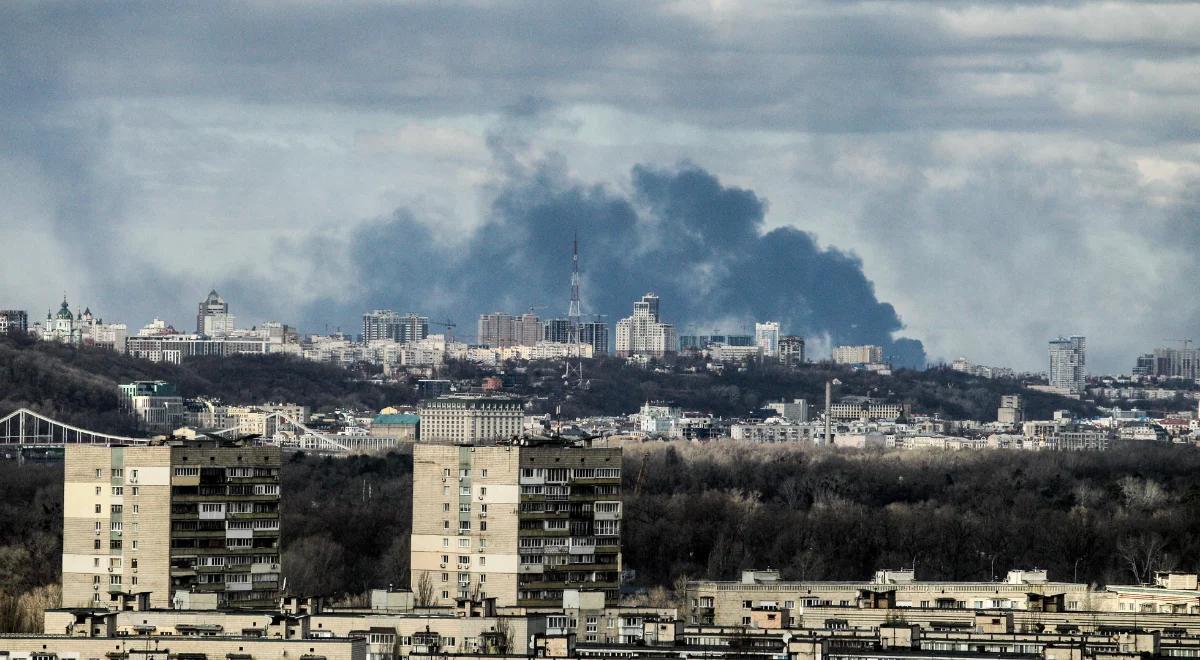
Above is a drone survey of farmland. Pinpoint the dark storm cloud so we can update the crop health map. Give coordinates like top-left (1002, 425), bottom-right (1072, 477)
top-left (306, 155), bottom-right (925, 367)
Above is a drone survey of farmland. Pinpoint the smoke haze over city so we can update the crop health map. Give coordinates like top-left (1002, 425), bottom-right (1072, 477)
top-left (2, 2), bottom-right (1199, 371)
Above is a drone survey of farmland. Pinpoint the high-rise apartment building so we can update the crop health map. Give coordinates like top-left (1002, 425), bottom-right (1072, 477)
top-left (478, 313), bottom-right (540, 347)
top-left (544, 318), bottom-right (608, 355)
top-left (1132, 346), bottom-right (1200, 380)
top-left (363, 310), bottom-right (430, 343)
top-left (615, 294), bottom-right (676, 358)
top-left (418, 396), bottom-right (525, 444)
top-left (998, 394), bottom-right (1024, 425)
top-left (62, 441), bottom-right (282, 610)
top-left (779, 335), bottom-right (805, 366)
top-left (543, 318), bottom-right (572, 344)
top-left (755, 322), bottom-right (780, 357)
top-left (832, 345), bottom-right (884, 365)
top-left (1049, 336), bottom-right (1087, 395)
top-left (196, 290), bottom-right (236, 338)
top-left (410, 442), bottom-right (622, 608)
top-left (0, 309), bottom-right (28, 335)
top-left (580, 320), bottom-right (609, 355)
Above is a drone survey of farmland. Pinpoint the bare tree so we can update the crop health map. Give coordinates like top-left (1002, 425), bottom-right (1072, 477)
top-left (1117, 533), bottom-right (1166, 584)
top-left (415, 571), bottom-right (434, 607)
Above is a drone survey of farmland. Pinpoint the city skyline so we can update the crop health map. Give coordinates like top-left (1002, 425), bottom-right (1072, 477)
top-left (3, 3), bottom-right (1197, 374)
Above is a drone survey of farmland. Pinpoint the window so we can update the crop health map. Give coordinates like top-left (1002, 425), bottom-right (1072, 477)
top-left (480, 539), bottom-right (488, 549)
top-left (443, 503), bottom-right (450, 512)
top-left (460, 486), bottom-right (470, 496)
top-left (459, 503), bottom-right (470, 513)
top-left (95, 468), bottom-right (103, 478)
top-left (94, 504), bottom-right (102, 514)
top-left (92, 575), bottom-right (101, 584)
top-left (441, 555), bottom-right (449, 563)
top-left (95, 486), bottom-right (101, 495)
top-left (480, 572), bottom-right (487, 582)
top-left (95, 521), bottom-right (102, 532)
top-left (481, 503), bottom-right (488, 513)
top-left (480, 557), bottom-right (486, 566)
top-left (131, 469), bottom-right (138, 480)
top-left (131, 559), bottom-right (138, 569)
top-left (443, 520), bottom-right (450, 530)
top-left (93, 558), bottom-right (100, 568)
top-left (173, 467), bottom-right (200, 477)
top-left (442, 485), bottom-right (449, 496)
top-left (442, 538), bottom-right (449, 548)
top-left (442, 573), bottom-right (449, 582)
top-left (110, 522), bottom-right (123, 532)
top-left (132, 541), bottom-right (137, 550)
top-left (111, 504), bottom-right (122, 514)
top-left (458, 538), bottom-right (469, 548)
top-left (480, 521), bottom-right (487, 531)
top-left (481, 469), bottom-right (488, 478)
top-left (131, 487), bottom-right (139, 496)
top-left (458, 555), bottom-right (470, 565)
top-left (132, 505), bottom-right (139, 514)
top-left (112, 468), bottom-right (123, 478)
top-left (442, 468), bottom-right (451, 477)
top-left (459, 521), bottom-right (471, 532)
top-left (110, 575), bottom-right (122, 585)
top-left (94, 540), bottom-right (101, 550)
top-left (112, 487), bottom-right (123, 496)
top-left (480, 486), bottom-right (487, 496)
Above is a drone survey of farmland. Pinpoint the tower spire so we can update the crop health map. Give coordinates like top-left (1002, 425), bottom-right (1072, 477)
top-left (565, 233), bottom-right (585, 387)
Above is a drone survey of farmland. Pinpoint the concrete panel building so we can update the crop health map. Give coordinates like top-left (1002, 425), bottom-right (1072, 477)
top-left (62, 440), bottom-right (282, 610)
top-left (410, 443), bottom-right (622, 608)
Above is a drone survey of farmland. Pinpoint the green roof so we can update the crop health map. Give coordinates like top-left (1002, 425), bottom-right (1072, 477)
top-left (373, 413), bottom-right (419, 426)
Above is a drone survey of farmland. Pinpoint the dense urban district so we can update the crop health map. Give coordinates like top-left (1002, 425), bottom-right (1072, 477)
top-left (5, 290), bottom-right (1200, 660)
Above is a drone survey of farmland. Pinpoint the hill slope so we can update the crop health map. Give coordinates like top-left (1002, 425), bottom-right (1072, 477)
top-left (0, 334), bottom-right (415, 435)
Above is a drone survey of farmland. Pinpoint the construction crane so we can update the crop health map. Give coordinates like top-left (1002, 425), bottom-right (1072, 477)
top-left (1165, 339), bottom-right (1193, 350)
top-left (429, 319), bottom-right (457, 343)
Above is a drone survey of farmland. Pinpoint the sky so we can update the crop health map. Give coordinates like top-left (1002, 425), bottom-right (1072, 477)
top-left (1, 1), bottom-right (1198, 372)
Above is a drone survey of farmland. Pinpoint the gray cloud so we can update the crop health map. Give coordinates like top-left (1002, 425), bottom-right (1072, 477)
top-left (0, 1), bottom-right (1197, 372)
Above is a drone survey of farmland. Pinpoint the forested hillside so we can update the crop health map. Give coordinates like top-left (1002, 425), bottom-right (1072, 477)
top-left (0, 334), bottom-right (415, 435)
top-left (5, 440), bottom-right (1200, 630)
top-left (516, 358), bottom-right (1097, 421)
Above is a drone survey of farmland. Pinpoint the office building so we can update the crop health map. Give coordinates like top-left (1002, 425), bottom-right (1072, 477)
top-left (1048, 336), bottom-right (1087, 395)
top-left (766, 399), bottom-right (809, 422)
top-left (61, 440), bottom-right (282, 610)
top-left (832, 345), bottom-right (884, 365)
top-left (196, 289), bottom-right (236, 337)
top-left (418, 395), bottom-right (525, 444)
top-left (119, 381), bottom-right (185, 431)
top-left (615, 294), bottom-right (676, 358)
top-left (779, 335), bottom-right (805, 366)
top-left (126, 334), bottom-right (274, 364)
top-left (754, 322), bottom-right (780, 357)
top-left (0, 309), bottom-right (28, 335)
top-left (410, 442), bottom-right (622, 607)
top-left (363, 310), bottom-right (430, 343)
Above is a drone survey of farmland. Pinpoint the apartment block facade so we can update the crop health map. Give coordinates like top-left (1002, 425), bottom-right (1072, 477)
top-left (62, 441), bottom-right (282, 610)
top-left (411, 443), bottom-right (622, 608)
